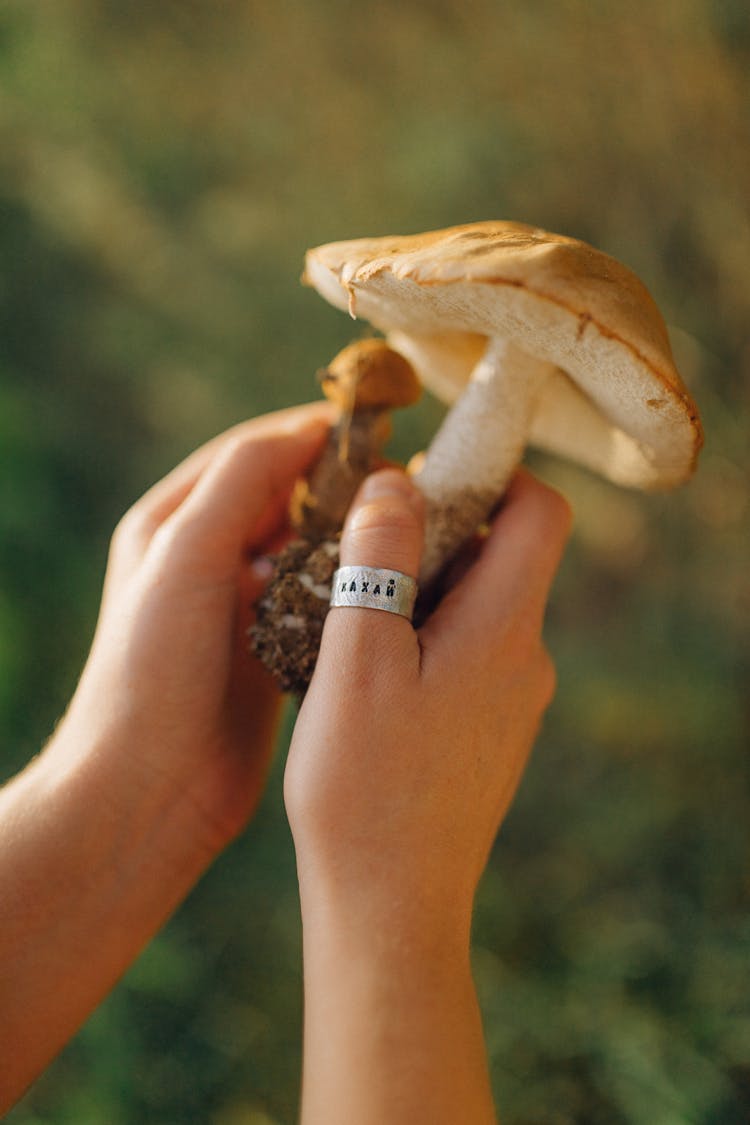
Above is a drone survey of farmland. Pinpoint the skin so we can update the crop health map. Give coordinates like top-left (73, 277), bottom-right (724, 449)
top-left (0, 404), bottom-right (571, 1119)
top-left (288, 468), bottom-right (571, 1125)
top-left (0, 403), bottom-right (333, 1111)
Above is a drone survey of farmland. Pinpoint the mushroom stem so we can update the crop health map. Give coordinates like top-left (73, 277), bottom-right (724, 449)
top-left (413, 336), bottom-right (556, 583)
top-left (291, 410), bottom-right (392, 540)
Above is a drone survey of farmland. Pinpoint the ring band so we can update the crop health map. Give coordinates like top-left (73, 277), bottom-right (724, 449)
top-left (330, 566), bottom-right (418, 621)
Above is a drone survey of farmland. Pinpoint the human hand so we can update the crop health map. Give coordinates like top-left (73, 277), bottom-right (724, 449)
top-left (285, 465), bottom-right (570, 1124)
top-left (57, 403), bottom-right (332, 853)
top-left (286, 465), bottom-right (572, 942)
top-left (0, 404), bottom-right (334, 1108)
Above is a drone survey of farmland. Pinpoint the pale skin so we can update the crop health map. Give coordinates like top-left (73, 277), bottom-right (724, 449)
top-left (0, 403), bottom-right (571, 1120)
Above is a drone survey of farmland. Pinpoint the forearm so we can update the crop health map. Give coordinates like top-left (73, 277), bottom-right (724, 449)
top-left (298, 889), bottom-right (497, 1125)
top-left (0, 406), bottom-right (331, 1112)
top-left (0, 723), bottom-right (217, 1112)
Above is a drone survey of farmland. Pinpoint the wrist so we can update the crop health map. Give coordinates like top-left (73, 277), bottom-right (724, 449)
top-left (40, 713), bottom-right (223, 886)
top-left (297, 868), bottom-right (494, 1125)
top-left (297, 860), bottom-right (474, 972)
top-left (0, 719), bottom-right (222, 1108)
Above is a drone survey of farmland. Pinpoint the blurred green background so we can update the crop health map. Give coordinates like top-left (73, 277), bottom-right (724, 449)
top-left (1, 1), bottom-right (748, 1121)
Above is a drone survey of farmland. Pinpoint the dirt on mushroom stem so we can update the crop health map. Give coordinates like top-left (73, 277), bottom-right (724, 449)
top-left (421, 488), bottom-right (500, 572)
top-left (411, 491), bottom-right (497, 625)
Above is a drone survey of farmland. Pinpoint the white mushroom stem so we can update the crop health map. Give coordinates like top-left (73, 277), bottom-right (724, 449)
top-left (413, 336), bottom-right (556, 584)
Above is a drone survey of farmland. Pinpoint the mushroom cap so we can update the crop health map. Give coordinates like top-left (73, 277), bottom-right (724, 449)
top-left (304, 221), bottom-right (703, 489)
top-left (319, 338), bottom-right (422, 411)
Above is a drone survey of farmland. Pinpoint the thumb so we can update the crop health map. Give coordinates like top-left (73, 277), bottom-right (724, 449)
top-left (316, 469), bottom-right (425, 675)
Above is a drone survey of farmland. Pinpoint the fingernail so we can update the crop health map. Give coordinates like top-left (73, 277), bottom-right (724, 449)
top-left (358, 470), bottom-right (424, 513)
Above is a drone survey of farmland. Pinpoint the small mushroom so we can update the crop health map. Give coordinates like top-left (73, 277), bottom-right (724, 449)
top-left (304, 221), bottom-right (704, 583)
top-left (291, 337), bottom-right (421, 539)
top-left (251, 338), bottom-right (420, 695)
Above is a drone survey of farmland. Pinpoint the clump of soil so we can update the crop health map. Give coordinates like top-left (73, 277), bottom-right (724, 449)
top-left (250, 537), bottom-right (339, 697)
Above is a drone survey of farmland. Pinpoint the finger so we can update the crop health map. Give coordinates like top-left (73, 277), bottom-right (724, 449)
top-left (124, 403), bottom-right (334, 548)
top-left (340, 469), bottom-right (425, 576)
top-left (149, 405), bottom-right (333, 581)
top-left (474, 470), bottom-right (572, 610)
top-left (421, 470), bottom-right (572, 657)
top-left (315, 469), bottom-right (426, 680)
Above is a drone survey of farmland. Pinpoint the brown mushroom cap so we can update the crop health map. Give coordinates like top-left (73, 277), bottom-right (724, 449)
top-left (319, 338), bottom-right (422, 412)
top-left (304, 221), bottom-right (703, 490)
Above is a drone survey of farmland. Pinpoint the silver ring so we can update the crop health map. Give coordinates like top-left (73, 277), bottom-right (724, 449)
top-left (330, 566), bottom-right (418, 621)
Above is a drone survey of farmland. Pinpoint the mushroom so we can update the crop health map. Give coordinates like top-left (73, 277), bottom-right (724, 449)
top-left (251, 337), bottom-right (421, 695)
top-left (291, 337), bottom-right (422, 539)
top-left (304, 221), bottom-right (704, 584)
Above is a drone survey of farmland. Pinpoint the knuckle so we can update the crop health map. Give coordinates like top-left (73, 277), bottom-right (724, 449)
top-left (228, 431), bottom-right (273, 470)
top-left (112, 500), bottom-right (152, 550)
top-left (213, 433), bottom-right (254, 478)
top-left (223, 432), bottom-right (254, 462)
top-left (349, 498), bottom-right (421, 536)
top-left (346, 500), bottom-right (421, 555)
top-left (147, 514), bottom-right (200, 574)
top-left (209, 432), bottom-right (255, 477)
top-left (219, 433), bottom-right (280, 500)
